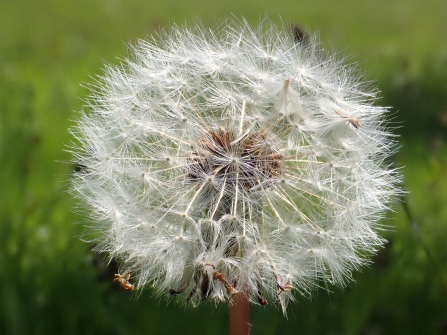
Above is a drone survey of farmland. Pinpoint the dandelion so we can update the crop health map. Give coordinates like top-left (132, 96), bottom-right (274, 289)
top-left (70, 18), bottom-right (400, 314)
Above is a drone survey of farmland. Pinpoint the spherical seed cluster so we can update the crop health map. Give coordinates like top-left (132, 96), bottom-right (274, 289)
top-left (71, 19), bottom-right (400, 313)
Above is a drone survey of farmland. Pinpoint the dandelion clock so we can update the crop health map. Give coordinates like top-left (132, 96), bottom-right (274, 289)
top-left (70, 18), bottom-right (401, 319)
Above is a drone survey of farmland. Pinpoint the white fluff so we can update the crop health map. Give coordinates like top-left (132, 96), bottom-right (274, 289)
top-left (70, 18), bottom-right (401, 313)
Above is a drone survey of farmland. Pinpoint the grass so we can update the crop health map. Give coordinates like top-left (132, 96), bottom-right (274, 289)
top-left (1, 0), bottom-right (447, 334)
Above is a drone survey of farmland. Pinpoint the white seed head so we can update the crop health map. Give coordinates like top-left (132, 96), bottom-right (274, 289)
top-left (70, 18), bottom-right (401, 313)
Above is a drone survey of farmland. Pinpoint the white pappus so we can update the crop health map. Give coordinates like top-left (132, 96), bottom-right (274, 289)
top-left (70, 18), bottom-right (401, 314)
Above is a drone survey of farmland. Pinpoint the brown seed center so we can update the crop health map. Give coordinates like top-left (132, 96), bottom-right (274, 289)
top-left (188, 129), bottom-right (283, 192)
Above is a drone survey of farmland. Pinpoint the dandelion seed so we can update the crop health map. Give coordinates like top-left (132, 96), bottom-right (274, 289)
top-left (70, 18), bottom-right (401, 314)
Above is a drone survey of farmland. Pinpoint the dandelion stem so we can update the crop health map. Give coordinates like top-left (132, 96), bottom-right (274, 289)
top-left (230, 290), bottom-right (250, 335)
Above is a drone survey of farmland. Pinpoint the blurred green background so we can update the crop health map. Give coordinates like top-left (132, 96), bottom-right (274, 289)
top-left (1, 0), bottom-right (446, 334)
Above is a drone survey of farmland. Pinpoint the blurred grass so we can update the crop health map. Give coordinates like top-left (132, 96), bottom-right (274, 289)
top-left (1, 0), bottom-right (447, 334)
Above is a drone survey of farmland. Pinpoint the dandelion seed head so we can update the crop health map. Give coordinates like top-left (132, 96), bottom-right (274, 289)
top-left (70, 18), bottom-right (401, 314)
